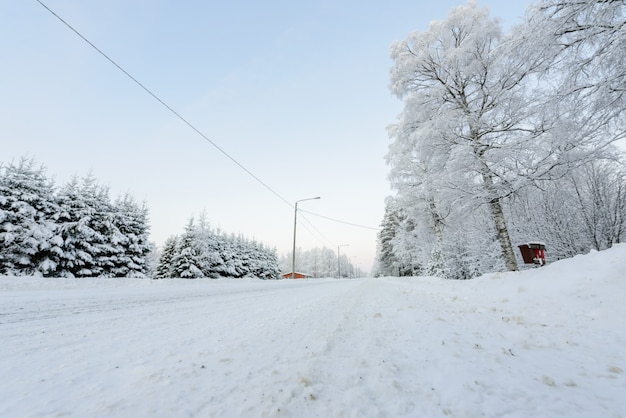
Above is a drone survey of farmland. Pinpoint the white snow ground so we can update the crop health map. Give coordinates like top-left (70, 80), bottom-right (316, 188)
top-left (1, 246), bottom-right (625, 418)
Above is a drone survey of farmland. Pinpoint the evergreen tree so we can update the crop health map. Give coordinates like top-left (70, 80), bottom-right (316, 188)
top-left (172, 218), bottom-right (203, 278)
top-left (111, 194), bottom-right (151, 277)
top-left (155, 236), bottom-right (178, 279)
top-left (192, 219), bottom-right (226, 278)
top-left (0, 158), bottom-right (62, 276)
top-left (80, 176), bottom-right (119, 277)
top-left (374, 201), bottom-right (400, 277)
top-left (254, 244), bottom-right (281, 280)
top-left (56, 175), bottom-right (110, 277)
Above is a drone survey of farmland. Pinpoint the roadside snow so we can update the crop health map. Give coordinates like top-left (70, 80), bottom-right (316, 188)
top-left (1, 245), bottom-right (625, 417)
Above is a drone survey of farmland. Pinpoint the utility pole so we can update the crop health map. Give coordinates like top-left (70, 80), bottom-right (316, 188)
top-left (337, 244), bottom-right (349, 278)
top-left (291, 197), bottom-right (320, 279)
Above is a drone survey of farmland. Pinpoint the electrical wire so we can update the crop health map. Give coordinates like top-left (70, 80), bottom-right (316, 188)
top-left (35, 0), bottom-right (292, 210)
top-left (298, 212), bottom-right (336, 248)
top-left (35, 0), bottom-right (381, 243)
top-left (300, 209), bottom-right (381, 231)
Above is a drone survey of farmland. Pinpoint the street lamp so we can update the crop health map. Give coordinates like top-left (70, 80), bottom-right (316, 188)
top-left (291, 197), bottom-right (320, 279)
top-left (337, 244), bottom-right (349, 278)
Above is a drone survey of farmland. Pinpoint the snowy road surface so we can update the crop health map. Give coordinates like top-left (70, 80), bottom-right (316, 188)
top-left (1, 246), bottom-right (625, 417)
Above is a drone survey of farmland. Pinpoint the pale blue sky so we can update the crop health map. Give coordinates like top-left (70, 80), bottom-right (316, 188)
top-left (2, 1), bottom-right (531, 272)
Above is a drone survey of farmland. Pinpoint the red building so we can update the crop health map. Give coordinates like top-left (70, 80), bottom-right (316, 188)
top-left (281, 272), bottom-right (312, 279)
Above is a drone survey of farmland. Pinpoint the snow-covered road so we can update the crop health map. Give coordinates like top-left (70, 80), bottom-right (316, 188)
top-left (1, 247), bottom-right (625, 417)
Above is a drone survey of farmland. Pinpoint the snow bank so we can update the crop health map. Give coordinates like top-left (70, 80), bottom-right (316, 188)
top-left (1, 246), bottom-right (624, 417)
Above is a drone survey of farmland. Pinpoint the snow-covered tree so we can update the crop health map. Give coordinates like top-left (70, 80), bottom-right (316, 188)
top-left (0, 158), bottom-right (153, 278)
top-left (386, 1), bottom-right (626, 277)
top-left (507, 158), bottom-right (626, 261)
top-left (525, 0), bottom-right (626, 125)
top-left (192, 218), bottom-right (228, 278)
top-left (155, 235), bottom-right (178, 279)
top-left (388, 1), bottom-right (555, 271)
top-left (160, 215), bottom-right (280, 279)
top-left (56, 175), bottom-right (109, 277)
top-left (0, 158), bottom-right (62, 276)
top-left (374, 200), bottom-right (402, 277)
top-left (172, 218), bottom-right (203, 279)
top-left (144, 241), bottom-right (159, 278)
top-left (247, 241), bottom-right (281, 280)
top-left (279, 246), bottom-right (359, 278)
top-left (111, 194), bottom-right (151, 277)
top-left (570, 160), bottom-right (626, 250)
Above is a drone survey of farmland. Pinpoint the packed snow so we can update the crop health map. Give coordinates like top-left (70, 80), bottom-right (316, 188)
top-left (1, 246), bottom-right (625, 417)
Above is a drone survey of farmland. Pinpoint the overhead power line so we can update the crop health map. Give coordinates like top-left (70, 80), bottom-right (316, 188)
top-left (35, 0), bottom-right (292, 210)
top-left (300, 209), bottom-right (381, 231)
top-left (298, 213), bottom-right (336, 248)
top-left (35, 0), bottom-right (381, 240)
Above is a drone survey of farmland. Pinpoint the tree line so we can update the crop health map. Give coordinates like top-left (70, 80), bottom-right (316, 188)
top-left (376, 0), bottom-right (626, 278)
top-left (0, 158), bottom-right (283, 280)
top-left (155, 216), bottom-right (281, 279)
top-left (0, 158), bottom-right (151, 277)
top-left (278, 246), bottom-right (363, 278)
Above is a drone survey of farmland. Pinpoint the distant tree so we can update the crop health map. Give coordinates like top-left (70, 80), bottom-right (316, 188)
top-left (570, 160), bottom-right (626, 250)
top-left (172, 218), bottom-right (203, 278)
top-left (248, 242), bottom-right (281, 280)
top-left (155, 236), bottom-right (178, 279)
top-left (192, 218), bottom-right (226, 278)
top-left (144, 241), bottom-right (159, 278)
top-left (280, 246), bottom-right (359, 278)
top-left (374, 200), bottom-right (402, 277)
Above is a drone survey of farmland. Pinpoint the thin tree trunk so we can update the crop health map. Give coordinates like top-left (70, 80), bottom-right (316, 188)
top-left (488, 197), bottom-right (518, 271)
top-left (480, 169), bottom-right (518, 271)
top-left (428, 198), bottom-right (444, 245)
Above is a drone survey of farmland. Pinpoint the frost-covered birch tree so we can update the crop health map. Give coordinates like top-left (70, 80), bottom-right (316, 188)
top-left (525, 0), bottom-right (625, 115)
top-left (507, 159), bottom-right (626, 259)
top-left (389, 2), bottom-right (547, 271)
top-left (386, 0), bottom-right (626, 273)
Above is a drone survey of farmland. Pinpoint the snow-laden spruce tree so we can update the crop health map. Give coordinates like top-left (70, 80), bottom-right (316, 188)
top-left (0, 158), bottom-right (63, 276)
top-left (111, 194), bottom-right (151, 277)
top-left (374, 199), bottom-right (404, 277)
top-left (172, 218), bottom-right (203, 278)
top-left (160, 215), bottom-right (281, 279)
top-left (56, 175), bottom-right (108, 277)
top-left (192, 217), bottom-right (227, 278)
top-left (247, 241), bottom-right (281, 280)
top-left (155, 235), bottom-right (178, 279)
